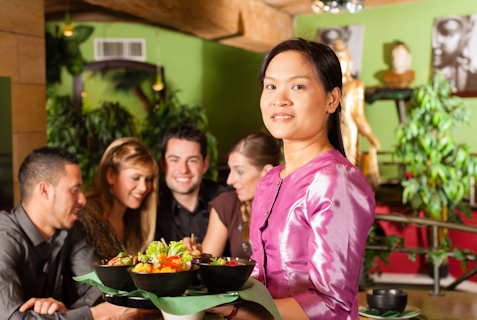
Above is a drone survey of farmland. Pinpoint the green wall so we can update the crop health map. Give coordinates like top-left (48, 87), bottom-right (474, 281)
top-left (202, 40), bottom-right (265, 154)
top-left (296, 0), bottom-right (477, 180)
top-left (46, 22), bottom-right (265, 155)
top-left (0, 77), bottom-right (13, 202)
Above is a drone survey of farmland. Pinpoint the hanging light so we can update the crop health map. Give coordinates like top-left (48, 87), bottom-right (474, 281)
top-left (312, 0), bottom-right (364, 14)
top-left (152, 27), bottom-right (164, 92)
top-left (311, 0), bottom-right (325, 14)
top-left (346, 0), bottom-right (364, 13)
top-left (62, 12), bottom-right (74, 36)
top-left (153, 73), bottom-right (164, 92)
top-left (328, 1), bottom-right (344, 14)
top-left (62, 0), bottom-right (74, 37)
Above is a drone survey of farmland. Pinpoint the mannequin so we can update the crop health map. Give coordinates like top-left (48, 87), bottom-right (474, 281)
top-left (333, 40), bottom-right (381, 188)
top-left (384, 42), bottom-right (415, 88)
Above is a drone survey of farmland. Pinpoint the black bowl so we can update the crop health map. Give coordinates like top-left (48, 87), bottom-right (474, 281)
top-left (190, 254), bottom-right (212, 287)
top-left (190, 253), bottom-right (213, 264)
top-left (198, 257), bottom-right (256, 293)
top-left (91, 259), bottom-right (136, 291)
top-left (367, 289), bottom-right (408, 314)
top-left (127, 264), bottom-right (199, 297)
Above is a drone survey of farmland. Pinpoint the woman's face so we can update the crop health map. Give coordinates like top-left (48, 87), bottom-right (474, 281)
top-left (108, 164), bottom-right (154, 210)
top-left (260, 50), bottom-right (337, 142)
top-left (226, 152), bottom-right (269, 202)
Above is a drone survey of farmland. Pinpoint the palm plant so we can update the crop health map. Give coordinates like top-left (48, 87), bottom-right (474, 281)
top-left (97, 68), bottom-right (155, 112)
top-left (45, 25), bottom-right (94, 85)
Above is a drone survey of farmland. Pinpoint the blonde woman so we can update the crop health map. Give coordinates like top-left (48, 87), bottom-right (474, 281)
top-left (78, 137), bottom-right (158, 259)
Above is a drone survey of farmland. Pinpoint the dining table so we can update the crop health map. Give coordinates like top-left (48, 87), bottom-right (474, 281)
top-left (358, 288), bottom-right (477, 320)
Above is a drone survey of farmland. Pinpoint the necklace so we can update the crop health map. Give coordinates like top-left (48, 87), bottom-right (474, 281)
top-left (281, 142), bottom-right (331, 175)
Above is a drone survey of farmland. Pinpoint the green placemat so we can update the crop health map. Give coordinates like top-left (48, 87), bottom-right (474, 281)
top-left (74, 272), bottom-right (282, 319)
top-left (360, 308), bottom-right (421, 318)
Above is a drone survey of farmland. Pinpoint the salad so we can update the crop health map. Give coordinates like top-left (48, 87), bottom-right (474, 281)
top-left (131, 240), bottom-right (193, 273)
top-left (106, 252), bottom-right (137, 266)
top-left (208, 258), bottom-right (245, 266)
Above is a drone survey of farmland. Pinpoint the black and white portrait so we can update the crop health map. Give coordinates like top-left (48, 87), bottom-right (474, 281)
top-left (432, 14), bottom-right (477, 92)
top-left (317, 24), bottom-right (365, 79)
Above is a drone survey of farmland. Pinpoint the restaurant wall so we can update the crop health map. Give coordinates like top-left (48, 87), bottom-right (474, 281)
top-left (0, 0), bottom-right (47, 206)
top-left (46, 22), bottom-right (265, 155)
top-left (202, 40), bottom-right (265, 155)
top-left (296, 0), bottom-right (477, 182)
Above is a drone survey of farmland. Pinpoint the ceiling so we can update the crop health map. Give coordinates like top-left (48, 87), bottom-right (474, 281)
top-left (45, 0), bottom-right (427, 53)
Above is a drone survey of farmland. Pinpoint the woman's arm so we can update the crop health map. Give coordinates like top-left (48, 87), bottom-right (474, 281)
top-left (201, 208), bottom-right (229, 256)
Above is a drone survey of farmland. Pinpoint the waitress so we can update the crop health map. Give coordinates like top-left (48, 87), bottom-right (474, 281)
top-left (209, 38), bottom-right (375, 320)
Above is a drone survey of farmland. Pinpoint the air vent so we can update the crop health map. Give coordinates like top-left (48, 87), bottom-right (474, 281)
top-left (94, 38), bottom-right (146, 61)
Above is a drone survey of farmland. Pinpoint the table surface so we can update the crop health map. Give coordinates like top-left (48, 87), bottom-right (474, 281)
top-left (359, 289), bottom-right (477, 320)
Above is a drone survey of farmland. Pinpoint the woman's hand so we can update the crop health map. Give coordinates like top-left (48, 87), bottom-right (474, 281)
top-left (182, 237), bottom-right (202, 251)
top-left (19, 297), bottom-right (68, 314)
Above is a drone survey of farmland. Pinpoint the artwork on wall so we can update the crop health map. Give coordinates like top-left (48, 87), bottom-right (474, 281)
top-left (432, 14), bottom-right (477, 93)
top-left (317, 24), bottom-right (365, 79)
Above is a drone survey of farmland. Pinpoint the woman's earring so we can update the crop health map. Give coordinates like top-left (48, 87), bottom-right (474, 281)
top-left (109, 185), bottom-right (114, 195)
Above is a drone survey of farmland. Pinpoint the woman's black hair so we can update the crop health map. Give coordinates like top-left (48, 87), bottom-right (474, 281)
top-left (259, 38), bottom-right (346, 158)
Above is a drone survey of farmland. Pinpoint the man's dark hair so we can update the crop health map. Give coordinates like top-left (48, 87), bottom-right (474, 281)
top-left (161, 124), bottom-right (208, 160)
top-left (19, 146), bottom-right (79, 203)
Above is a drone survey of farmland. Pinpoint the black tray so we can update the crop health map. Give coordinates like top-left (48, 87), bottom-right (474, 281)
top-left (104, 294), bottom-right (157, 309)
top-left (103, 293), bottom-right (243, 310)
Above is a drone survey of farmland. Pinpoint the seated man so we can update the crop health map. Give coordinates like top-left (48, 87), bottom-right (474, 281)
top-left (155, 124), bottom-right (231, 246)
top-left (0, 146), bottom-right (144, 319)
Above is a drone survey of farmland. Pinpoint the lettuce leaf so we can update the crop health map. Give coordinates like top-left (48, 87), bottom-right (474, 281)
top-left (138, 241), bottom-right (167, 262)
top-left (139, 240), bottom-right (192, 263)
top-left (167, 241), bottom-right (192, 262)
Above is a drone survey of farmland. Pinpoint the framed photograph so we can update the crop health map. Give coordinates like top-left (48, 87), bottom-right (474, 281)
top-left (432, 14), bottom-right (477, 93)
top-left (317, 24), bottom-right (365, 79)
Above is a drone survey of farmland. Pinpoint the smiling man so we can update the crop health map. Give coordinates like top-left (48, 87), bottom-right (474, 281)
top-left (0, 146), bottom-right (148, 319)
top-left (155, 124), bottom-right (230, 245)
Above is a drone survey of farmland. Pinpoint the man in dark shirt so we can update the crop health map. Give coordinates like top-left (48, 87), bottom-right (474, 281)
top-left (155, 124), bottom-right (230, 245)
top-left (0, 146), bottom-right (144, 319)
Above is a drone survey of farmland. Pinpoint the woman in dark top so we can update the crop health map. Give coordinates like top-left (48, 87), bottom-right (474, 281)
top-left (202, 131), bottom-right (280, 258)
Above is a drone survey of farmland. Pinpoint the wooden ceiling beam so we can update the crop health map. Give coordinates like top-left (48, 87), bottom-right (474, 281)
top-left (45, 0), bottom-right (144, 23)
top-left (219, 0), bottom-right (293, 53)
top-left (77, 0), bottom-right (293, 53)
top-left (81, 0), bottom-right (242, 40)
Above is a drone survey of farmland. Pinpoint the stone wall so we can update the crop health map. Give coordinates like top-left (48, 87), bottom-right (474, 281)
top-left (0, 0), bottom-right (47, 205)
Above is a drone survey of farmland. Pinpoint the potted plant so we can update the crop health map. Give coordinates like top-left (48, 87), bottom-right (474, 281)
top-left (395, 71), bottom-right (477, 272)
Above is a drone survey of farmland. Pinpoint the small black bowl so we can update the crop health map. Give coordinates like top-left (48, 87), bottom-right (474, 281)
top-left (198, 257), bottom-right (256, 293)
top-left (127, 264), bottom-right (199, 297)
top-left (91, 259), bottom-right (136, 291)
top-left (367, 289), bottom-right (408, 314)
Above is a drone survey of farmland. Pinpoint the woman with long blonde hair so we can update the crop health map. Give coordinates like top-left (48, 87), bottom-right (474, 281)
top-left (78, 137), bottom-right (158, 259)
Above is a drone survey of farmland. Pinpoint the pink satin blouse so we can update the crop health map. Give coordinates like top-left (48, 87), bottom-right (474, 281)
top-left (250, 150), bottom-right (375, 319)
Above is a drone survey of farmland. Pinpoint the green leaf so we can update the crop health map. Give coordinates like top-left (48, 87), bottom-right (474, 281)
top-left (452, 248), bottom-right (465, 261)
top-left (71, 25), bottom-right (94, 44)
top-left (426, 249), bottom-right (447, 267)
